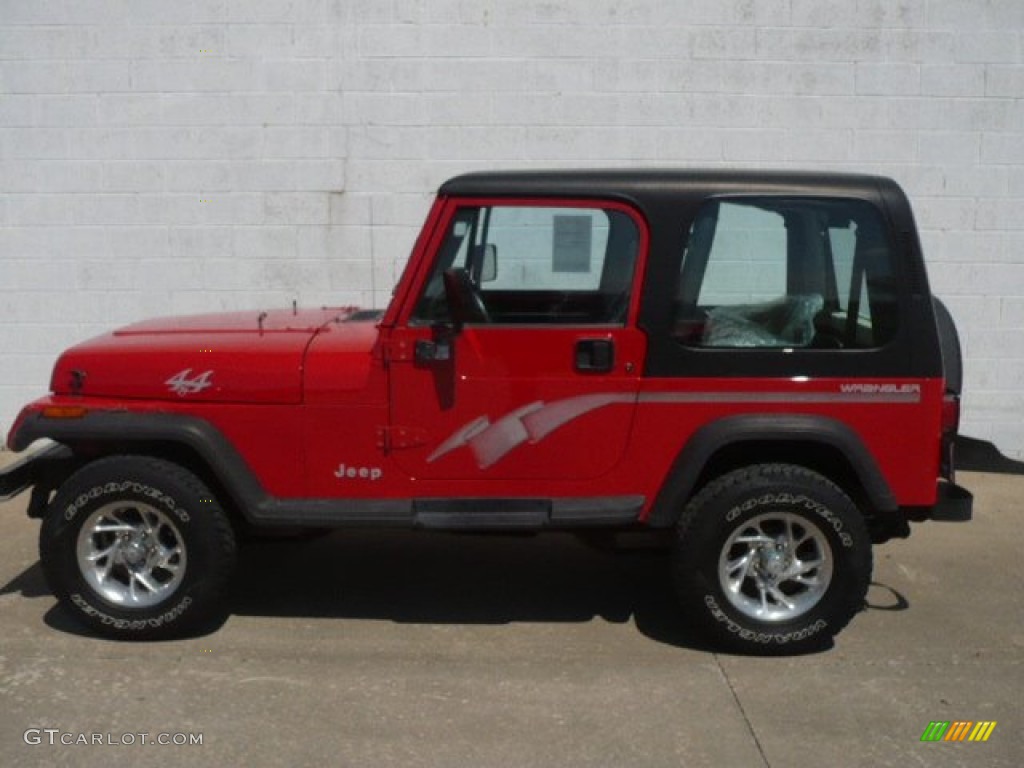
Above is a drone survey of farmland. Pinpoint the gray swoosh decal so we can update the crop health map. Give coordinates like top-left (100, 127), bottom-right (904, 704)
top-left (426, 386), bottom-right (921, 469)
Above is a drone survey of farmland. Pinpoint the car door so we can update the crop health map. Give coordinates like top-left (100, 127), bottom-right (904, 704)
top-left (387, 197), bottom-right (648, 485)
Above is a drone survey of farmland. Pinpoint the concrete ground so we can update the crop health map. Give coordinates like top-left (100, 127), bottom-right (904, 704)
top-left (0, 458), bottom-right (1020, 767)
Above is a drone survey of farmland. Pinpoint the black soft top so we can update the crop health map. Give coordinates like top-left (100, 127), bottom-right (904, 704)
top-left (439, 168), bottom-right (902, 208)
top-left (440, 168), bottom-right (936, 382)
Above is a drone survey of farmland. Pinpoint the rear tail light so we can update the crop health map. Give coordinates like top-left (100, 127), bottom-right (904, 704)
top-left (940, 392), bottom-right (960, 482)
top-left (941, 393), bottom-right (960, 434)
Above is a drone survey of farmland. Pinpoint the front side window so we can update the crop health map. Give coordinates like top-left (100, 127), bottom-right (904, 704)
top-left (674, 197), bottom-right (899, 349)
top-left (412, 204), bottom-right (640, 326)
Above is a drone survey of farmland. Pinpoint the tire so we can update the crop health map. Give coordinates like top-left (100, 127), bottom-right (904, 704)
top-left (39, 455), bottom-right (237, 640)
top-left (672, 464), bottom-right (871, 655)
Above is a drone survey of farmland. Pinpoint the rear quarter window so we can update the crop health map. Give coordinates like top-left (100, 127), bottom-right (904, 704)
top-left (674, 197), bottom-right (899, 350)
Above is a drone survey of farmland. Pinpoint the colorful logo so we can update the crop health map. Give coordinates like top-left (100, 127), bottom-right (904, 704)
top-left (920, 721), bottom-right (997, 742)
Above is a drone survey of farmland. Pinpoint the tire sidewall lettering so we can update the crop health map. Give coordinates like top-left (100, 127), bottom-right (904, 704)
top-left (70, 592), bottom-right (194, 630)
top-left (63, 480), bottom-right (191, 525)
top-left (724, 491), bottom-right (853, 549)
top-left (703, 594), bottom-right (829, 645)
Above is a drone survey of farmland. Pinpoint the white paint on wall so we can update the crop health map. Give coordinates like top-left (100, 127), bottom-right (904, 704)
top-left (1, 1), bottom-right (1022, 454)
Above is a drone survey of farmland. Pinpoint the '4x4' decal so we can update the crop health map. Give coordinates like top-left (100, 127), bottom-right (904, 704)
top-left (165, 369), bottom-right (214, 397)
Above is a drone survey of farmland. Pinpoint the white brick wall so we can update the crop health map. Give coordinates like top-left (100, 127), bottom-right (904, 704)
top-left (1, 0), bottom-right (1023, 455)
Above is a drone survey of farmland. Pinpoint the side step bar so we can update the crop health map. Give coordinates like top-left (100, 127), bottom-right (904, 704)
top-left (252, 496), bottom-right (645, 531)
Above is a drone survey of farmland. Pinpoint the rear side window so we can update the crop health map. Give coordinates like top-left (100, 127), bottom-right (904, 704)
top-left (674, 197), bottom-right (899, 349)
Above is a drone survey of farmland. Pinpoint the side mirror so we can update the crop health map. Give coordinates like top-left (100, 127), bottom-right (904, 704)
top-left (475, 244), bottom-right (497, 283)
top-left (468, 244), bottom-right (497, 284)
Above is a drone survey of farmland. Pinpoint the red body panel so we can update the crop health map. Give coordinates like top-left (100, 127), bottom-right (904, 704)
top-left (302, 318), bottom-right (390, 496)
top-left (50, 308), bottom-right (355, 405)
top-left (5, 184), bottom-right (949, 520)
top-left (380, 194), bottom-right (651, 489)
top-left (388, 325), bottom-right (646, 482)
top-left (11, 372), bottom-right (942, 509)
top-left (627, 378), bottom-right (944, 511)
top-left (12, 396), bottom-right (306, 498)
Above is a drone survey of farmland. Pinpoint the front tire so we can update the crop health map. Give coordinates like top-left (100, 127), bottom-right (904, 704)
top-left (40, 456), bottom-right (236, 640)
top-left (673, 464), bottom-right (871, 655)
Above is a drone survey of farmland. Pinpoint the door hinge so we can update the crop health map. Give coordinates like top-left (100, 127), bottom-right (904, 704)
top-left (377, 425), bottom-right (428, 452)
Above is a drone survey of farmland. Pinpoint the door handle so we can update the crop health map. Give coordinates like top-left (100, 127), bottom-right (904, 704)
top-left (575, 339), bottom-right (614, 373)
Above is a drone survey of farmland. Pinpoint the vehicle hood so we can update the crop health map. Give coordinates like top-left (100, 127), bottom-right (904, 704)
top-left (50, 308), bottom-right (375, 404)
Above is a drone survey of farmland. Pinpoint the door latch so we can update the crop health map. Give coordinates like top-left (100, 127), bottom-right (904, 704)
top-left (575, 339), bottom-right (615, 373)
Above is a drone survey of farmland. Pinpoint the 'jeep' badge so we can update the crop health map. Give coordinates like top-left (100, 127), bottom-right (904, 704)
top-left (166, 369), bottom-right (214, 397)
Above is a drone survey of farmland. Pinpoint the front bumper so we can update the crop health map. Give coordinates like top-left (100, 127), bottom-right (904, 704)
top-left (0, 443), bottom-right (73, 511)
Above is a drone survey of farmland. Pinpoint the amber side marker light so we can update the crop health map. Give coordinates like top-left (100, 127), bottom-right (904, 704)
top-left (41, 406), bottom-right (89, 419)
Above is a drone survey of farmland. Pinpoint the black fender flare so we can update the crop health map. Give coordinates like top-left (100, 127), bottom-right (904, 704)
top-left (11, 410), bottom-right (415, 526)
top-left (11, 410), bottom-right (266, 518)
top-left (645, 414), bottom-right (898, 527)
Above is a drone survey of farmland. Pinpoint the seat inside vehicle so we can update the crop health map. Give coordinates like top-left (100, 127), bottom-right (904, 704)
top-left (702, 294), bottom-right (824, 348)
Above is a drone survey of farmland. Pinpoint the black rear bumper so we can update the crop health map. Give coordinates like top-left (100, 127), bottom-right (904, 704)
top-left (930, 481), bottom-right (973, 522)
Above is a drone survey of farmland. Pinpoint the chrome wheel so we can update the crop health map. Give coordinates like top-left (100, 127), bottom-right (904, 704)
top-left (75, 502), bottom-right (187, 608)
top-left (718, 511), bottom-right (833, 622)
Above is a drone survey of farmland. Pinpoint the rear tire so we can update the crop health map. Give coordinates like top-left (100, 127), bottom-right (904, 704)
top-left (672, 464), bottom-right (871, 655)
top-left (40, 456), bottom-right (236, 640)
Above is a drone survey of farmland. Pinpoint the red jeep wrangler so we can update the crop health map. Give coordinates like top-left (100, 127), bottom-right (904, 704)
top-left (1, 170), bottom-right (972, 653)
